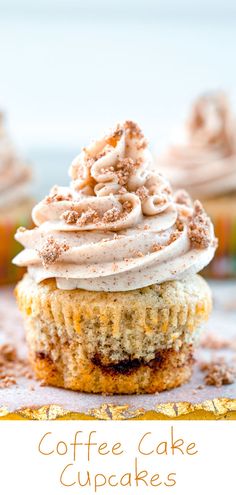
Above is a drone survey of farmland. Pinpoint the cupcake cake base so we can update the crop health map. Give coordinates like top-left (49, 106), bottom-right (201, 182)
top-left (16, 274), bottom-right (211, 394)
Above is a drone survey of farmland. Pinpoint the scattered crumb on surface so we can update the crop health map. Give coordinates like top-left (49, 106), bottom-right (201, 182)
top-left (199, 358), bottom-right (236, 387)
top-left (0, 343), bottom-right (33, 389)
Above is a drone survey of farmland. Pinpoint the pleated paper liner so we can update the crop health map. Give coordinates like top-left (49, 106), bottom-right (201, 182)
top-left (0, 282), bottom-right (236, 420)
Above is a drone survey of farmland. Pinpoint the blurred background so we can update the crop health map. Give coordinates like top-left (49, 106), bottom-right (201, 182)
top-left (0, 0), bottom-right (236, 196)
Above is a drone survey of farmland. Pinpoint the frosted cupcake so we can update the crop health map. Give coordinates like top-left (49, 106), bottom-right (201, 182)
top-left (14, 121), bottom-right (216, 394)
top-left (0, 112), bottom-right (32, 284)
top-left (157, 92), bottom-right (236, 277)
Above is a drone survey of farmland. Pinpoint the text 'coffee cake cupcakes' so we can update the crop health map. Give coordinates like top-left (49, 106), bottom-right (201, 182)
top-left (0, 112), bottom-right (33, 284)
top-left (13, 121), bottom-right (217, 394)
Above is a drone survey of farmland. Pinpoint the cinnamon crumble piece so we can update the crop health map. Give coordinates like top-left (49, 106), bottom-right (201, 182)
top-left (62, 210), bottom-right (80, 224)
top-left (0, 343), bottom-right (33, 389)
top-left (167, 231), bottom-right (181, 245)
top-left (38, 237), bottom-right (69, 267)
top-left (189, 200), bottom-right (212, 249)
top-left (77, 208), bottom-right (99, 226)
top-left (136, 186), bottom-right (149, 201)
top-left (124, 120), bottom-right (144, 140)
top-left (116, 157), bottom-right (135, 186)
top-left (151, 244), bottom-right (163, 253)
top-left (133, 250), bottom-right (144, 257)
top-left (176, 218), bottom-right (184, 231)
top-left (103, 206), bottom-right (121, 223)
top-left (200, 359), bottom-right (236, 387)
top-left (45, 191), bottom-right (72, 203)
top-left (122, 200), bottom-right (133, 213)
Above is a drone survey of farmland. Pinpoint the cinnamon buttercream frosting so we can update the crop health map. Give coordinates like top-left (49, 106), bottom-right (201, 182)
top-left (0, 113), bottom-right (31, 209)
top-left (157, 92), bottom-right (236, 199)
top-left (13, 121), bottom-right (216, 291)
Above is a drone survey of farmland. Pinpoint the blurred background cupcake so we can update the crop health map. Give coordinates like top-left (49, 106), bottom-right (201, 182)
top-left (0, 112), bottom-right (33, 285)
top-left (157, 92), bottom-right (236, 278)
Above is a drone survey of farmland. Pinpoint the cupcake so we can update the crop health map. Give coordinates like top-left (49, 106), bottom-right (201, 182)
top-left (0, 112), bottom-right (33, 285)
top-left (13, 121), bottom-right (216, 394)
top-left (157, 92), bottom-right (236, 278)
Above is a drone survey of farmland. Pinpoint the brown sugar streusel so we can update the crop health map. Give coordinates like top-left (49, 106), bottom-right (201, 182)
top-left (38, 237), bottom-right (69, 267)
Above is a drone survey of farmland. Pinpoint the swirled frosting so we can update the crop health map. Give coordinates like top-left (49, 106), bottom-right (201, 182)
top-left (0, 113), bottom-right (31, 209)
top-left (157, 92), bottom-right (236, 199)
top-left (13, 121), bottom-right (216, 291)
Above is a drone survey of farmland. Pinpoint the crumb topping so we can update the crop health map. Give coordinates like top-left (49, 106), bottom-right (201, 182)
top-left (124, 120), bottom-right (144, 140)
top-left (45, 188), bottom-right (73, 204)
top-left (167, 231), bottom-right (181, 245)
top-left (136, 185), bottom-right (149, 201)
top-left (132, 250), bottom-right (144, 257)
top-left (151, 244), bottom-right (163, 253)
top-left (106, 125), bottom-right (123, 148)
top-left (38, 237), bottom-right (69, 267)
top-left (62, 209), bottom-right (80, 224)
top-left (115, 157), bottom-right (136, 186)
top-left (189, 200), bottom-right (212, 249)
top-left (176, 217), bottom-right (184, 232)
top-left (77, 208), bottom-right (99, 226)
top-left (102, 206), bottom-right (121, 223)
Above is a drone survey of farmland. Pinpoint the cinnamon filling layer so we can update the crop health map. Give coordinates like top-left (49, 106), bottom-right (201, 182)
top-left (91, 346), bottom-right (194, 376)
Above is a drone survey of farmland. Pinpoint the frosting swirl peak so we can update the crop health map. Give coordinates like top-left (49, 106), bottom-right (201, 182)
top-left (13, 121), bottom-right (216, 291)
